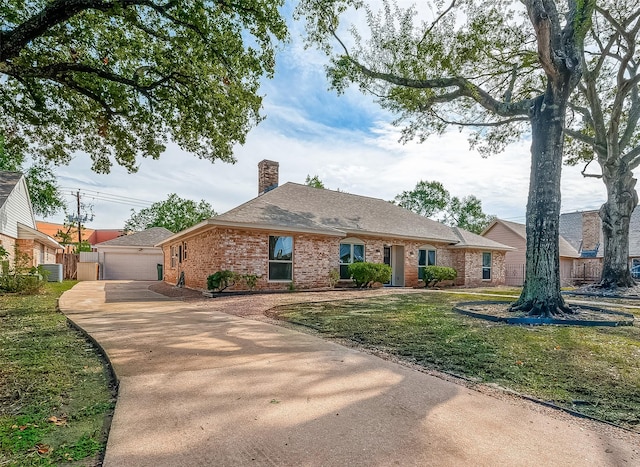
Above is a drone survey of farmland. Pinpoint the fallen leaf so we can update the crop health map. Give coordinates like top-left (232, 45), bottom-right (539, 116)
top-left (48, 416), bottom-right (67, 426)
top-left (36, 444), bottom-right (50, 456)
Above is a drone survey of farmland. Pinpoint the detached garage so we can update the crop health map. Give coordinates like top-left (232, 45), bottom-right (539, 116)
top-left (96, 227), bottom-right (173, 280)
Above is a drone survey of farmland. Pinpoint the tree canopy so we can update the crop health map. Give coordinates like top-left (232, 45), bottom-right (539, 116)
top-left (395, 180), bottom-right (495, 233)
top-left (305, 174), bottom-right (326, 188)
top-left (1, 0), bottom-right (288, 173)
top-left (124, 193), bottom-right (216, 233)
top-left (298, 0), bottom-right (595, 316)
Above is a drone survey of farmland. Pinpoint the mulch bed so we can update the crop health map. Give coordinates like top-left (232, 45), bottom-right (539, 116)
top-left (454, 301), bottom-right (635, 326)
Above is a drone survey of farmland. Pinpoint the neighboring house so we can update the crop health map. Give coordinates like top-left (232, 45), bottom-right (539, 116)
top-left (482, 219), bottom-right (580, 286)
top-left (95, 227), bottom-right (173, 280)
top-left (157, 160), bottom-right (513, 291)
top-left (559, 208), bottom-right (640, 280)
top-left (0, 171), bottom-right (62, 267)
top-left (36, 221), bottom-right (124, 252)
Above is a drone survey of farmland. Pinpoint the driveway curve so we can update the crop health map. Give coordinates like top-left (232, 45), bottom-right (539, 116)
top-left (59, 281), bottom-right (639, 466)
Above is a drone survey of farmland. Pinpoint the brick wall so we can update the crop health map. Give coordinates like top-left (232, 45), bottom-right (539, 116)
top-left (164, 227), bottom-right (341, 291)
top-left (455, 249), bottom-right (507, 287)
top-left (0, 234), bottom-right (16, 267)
top-left (15, 239), bottom-right (35, 267)
top-left (162, 227), bottom-right (507, 291)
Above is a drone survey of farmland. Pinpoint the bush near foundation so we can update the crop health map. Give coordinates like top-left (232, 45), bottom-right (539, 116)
top-left (207, 270), bottom-right (260, 292)
top-left (421, 266), bottom-right (457, 288)
top-left (348, 262), bottom-right (392, 288)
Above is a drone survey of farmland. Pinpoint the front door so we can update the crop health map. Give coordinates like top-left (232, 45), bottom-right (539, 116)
top-left (390, 245), bottom-right (405, 286)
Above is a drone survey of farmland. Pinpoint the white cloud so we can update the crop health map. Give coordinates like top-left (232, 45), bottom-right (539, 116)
top-left (44, 3), bottom-right (619, 230)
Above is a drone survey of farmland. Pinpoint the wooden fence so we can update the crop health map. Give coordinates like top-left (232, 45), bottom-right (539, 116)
top-left (56, 253), bottom-right (79, 280)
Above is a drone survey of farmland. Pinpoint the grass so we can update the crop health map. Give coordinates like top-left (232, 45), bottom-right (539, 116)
top-left (0, 282), bottom-right (116, 466)
top-left (270, 291), bottom-right (640, 431)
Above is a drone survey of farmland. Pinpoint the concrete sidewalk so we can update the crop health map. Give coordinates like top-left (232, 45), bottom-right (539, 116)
top-left (59, 281), bottom-right (639, 466)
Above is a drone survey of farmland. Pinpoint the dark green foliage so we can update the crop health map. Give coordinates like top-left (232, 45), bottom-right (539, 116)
top-left (207, 270), bottom-right (239, 292)
top-left (421, 266), bottom-right (457, 288)
top-left (243, 274), bottom-right (260, 291)
top-left (395, 180), bottom-right (495, 234)
top-left (1, 0), bottom-right (288, 173)
top-left (0, 249), bottom-right (50, 294)
top-left (125, 193), bottom-right (216, 233)
top-left (305, 174), bottom-right (325, 188)
top-left (207, 271), bottom-right (261, 292)
top-left (348, 262), bottom-right (392, 288)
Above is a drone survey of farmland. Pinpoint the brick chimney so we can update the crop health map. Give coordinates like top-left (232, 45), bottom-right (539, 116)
top-left (581, 210), bottom-right (600, 253)
top-left (258, 160), bottom-right (279, 195)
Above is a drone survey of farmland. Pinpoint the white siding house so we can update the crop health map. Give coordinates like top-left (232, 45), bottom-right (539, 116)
top-left (0, 171), bottom-right (62, 267)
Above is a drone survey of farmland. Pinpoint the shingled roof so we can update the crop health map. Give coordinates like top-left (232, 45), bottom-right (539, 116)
top-left (0, 171), bottom-right (24, 209)
top-left (449, 226), bottom-right (514, 250)
top-left (559, 208), bottom-right (640, 257)
top-left (489, 219), bottom-right (580, 258)
top-left (162, 183), bottom-right (467, 244)
top-left (97, 227), bottom-right (173, 247)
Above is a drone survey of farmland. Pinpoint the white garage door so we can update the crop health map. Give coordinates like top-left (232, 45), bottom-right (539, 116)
top-left (103, 252), bottom-right (163, 280)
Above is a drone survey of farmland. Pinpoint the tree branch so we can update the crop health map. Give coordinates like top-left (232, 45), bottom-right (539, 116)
top-left (431, 112), bottom-right (529, 128)
top-left (417, 0), bottom-right (457, 48)
top-left (1, 0), bottom-right (179, 61)
top-left (581, 159), bottom-right (602, 178)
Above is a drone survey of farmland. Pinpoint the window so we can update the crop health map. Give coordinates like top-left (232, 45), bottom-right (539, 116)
top-left (182, 242), bottom-right (187, 261)
top-left (269, 236), bottom-right (293, 281)
top-left (339, 241), bottom-right (365, 279)
top-left (170, 246), bottom-right (177, 268)
top-left (482, 252), bottom-right (492, 280)
top-left (418, 247), bottom-right (436, 280)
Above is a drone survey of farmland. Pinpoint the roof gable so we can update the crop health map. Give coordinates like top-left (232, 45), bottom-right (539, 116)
top-left (0, 171), bottom-right (36, 238)
top-left (484, 219), bottom-right (579, 258)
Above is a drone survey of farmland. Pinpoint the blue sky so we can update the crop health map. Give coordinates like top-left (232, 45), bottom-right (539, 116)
top-left (46, 4), bottom-right (611, 230)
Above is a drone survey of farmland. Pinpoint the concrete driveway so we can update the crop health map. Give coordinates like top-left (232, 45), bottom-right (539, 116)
top-left (59, 281), bottom-right (639, 466)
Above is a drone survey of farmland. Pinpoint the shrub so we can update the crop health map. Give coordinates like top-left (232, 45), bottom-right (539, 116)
top-left (0, 249), bottom-right (49, 294)
top-left (328, 269), bottom-right (340, 288)
top-left (207, 271), bottom-right (261, 292)
top-left (242, 274), bottom-right (260, 290)
top-left (348, 262), bottom-right (392, 288)
top-left (207, 270), bottom-right (239, 292)
top-left (421, 266), bottom-right (457, 288)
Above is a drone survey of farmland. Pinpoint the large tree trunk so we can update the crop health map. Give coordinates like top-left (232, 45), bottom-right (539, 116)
top-left (598, 159), bottom-right (638, 288)
top-left (511, 89), bottom-right (572, 317)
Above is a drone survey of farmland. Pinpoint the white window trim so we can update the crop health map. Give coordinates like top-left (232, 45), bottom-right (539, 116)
top-left (339, 239), bottom-right (365, 279)
top-left (268, 235), bottom-right (293, 282)
top-left (418, 246), bottom-right (437, 280)
top-left (482, 252), bottom-right (492, 281)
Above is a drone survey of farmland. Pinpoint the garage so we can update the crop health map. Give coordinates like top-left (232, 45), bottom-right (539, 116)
top-left (103, 251), bottom-right (164, 280)
top-left (95, 227), bottom-right (173, 281)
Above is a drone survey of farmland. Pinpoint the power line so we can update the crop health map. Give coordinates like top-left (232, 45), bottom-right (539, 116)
top-left (59, 188), bottom-right (154, 208)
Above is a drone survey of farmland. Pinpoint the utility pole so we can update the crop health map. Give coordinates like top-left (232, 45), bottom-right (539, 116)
top-left (77, 190), bottom-right (82, 247)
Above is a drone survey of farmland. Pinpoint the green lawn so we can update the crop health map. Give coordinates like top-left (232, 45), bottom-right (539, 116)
top-left (269, 291), bottom-right (640, 431)
top-left (0, 282), bottom-right (115, 466)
